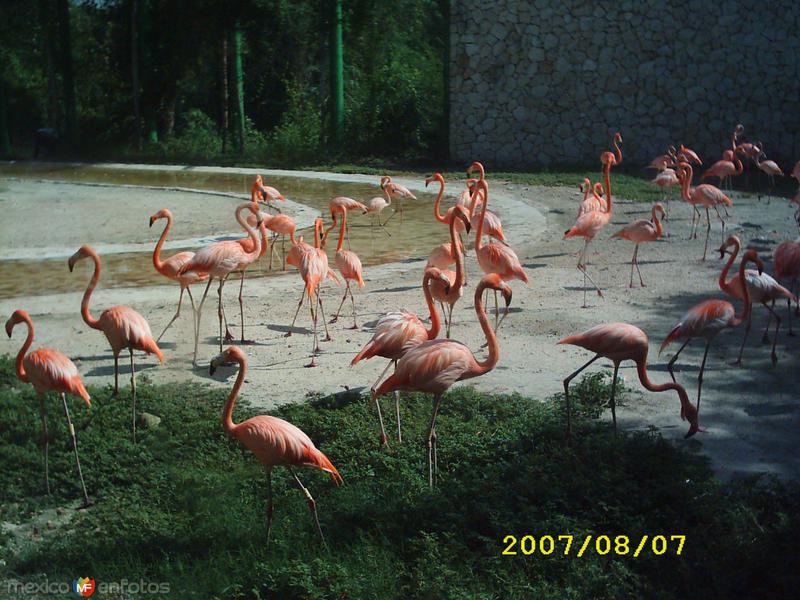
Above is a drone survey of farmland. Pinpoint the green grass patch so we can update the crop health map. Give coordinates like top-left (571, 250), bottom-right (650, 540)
top-left (0, 357), bottom-right (797, 599)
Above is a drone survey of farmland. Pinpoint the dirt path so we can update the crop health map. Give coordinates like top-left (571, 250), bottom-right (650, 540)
top-left (1, 165), bottom-right (798, 481)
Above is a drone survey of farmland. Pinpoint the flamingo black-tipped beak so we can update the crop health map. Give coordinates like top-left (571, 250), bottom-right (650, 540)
top-left (68, 254), bottom-right (78, 272)
top-left (465, 220), bottom-right (472, 234)
top-left (149, 216), bottom-right (156, 228)
top-left (503, 288), bottom-right (513, 308)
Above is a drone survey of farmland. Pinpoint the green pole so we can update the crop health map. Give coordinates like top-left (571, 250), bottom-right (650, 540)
top-left (233, 21), bottom-right (245, 155)
top-left (0, 76), bottom-right (10, 157)
top-left (329, 0), bottom-right (344, 150)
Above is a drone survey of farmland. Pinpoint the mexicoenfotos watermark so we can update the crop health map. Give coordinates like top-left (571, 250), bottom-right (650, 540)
top-left (1, 577), bottom-right (170, 597)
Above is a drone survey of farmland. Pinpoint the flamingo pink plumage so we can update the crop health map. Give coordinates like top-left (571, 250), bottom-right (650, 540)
top-left (364, 195), bottom-right (392, 235)
top-left (430, 206), bottom-right (471, 338)
top-left (660, 249), bottom-right (763, 415)
top-left (558, 322), bottom-right (700, 439)
top-left (210, 346), bottom-right (342, 545)
top-left (676, 163), bottom-right (732, 260)
top-left (351, 267), bottom-right (451, 444)
top-left (177, 202), bottom-right (262, 363)
top-left (6, 309), bottom-right (91, 503)
top-left (149, 208), bottom-right (209, 343)
top-left (328, 209), bottom-right (365, 330)
top-left (678, 144), bottom-right (702, 165)
top-left (323, 196), bottom-right (368, 248)
top-left (262, 212), bottom-right (297, 270)
top-left (251, 175), bottom-right (285, 212)
top-left (718, 235), bottom-right (796, 365)
top-left (380, 175), bottom-right (417, 220)
top-left (374, 273), bottom-right (511, 486)
top-left (701, 150), bottom-right (742, 189)
top-left (68, 244), bottom-right (164, 442)
top-left (610, 202), bottom-right (665, 287)
top-left (774, 238), bottom-right (800, 335)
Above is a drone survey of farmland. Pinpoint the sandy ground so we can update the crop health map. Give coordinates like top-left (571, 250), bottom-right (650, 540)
top-left (1, 163), bottom-right (799, 481)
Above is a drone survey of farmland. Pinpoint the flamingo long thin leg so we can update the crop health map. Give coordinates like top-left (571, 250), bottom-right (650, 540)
top-left (635, 245), bottom-right (645, 287)
top-left (666, 337), bottom-right (691, 382)
top-left (562, 354), bottom-right (599, 438)
top-left (307, 296), bottom-right (319, 368)
top-left (713, 205), bottom-right (726, 241)
top-left (61, 393), bottom-right (89, 506)
top-left (317, 294), bottom-right (332, 342)
top-left (113, 354), bottom-right (119, 395)
top-left (734, 307), bottom-right (752, 366)
top-left (39, 397), bottom-right (50, 494)
top-left (370, 390), bottom-right (389, 447)
top-left (702, 207), bottom-right (711, 261)
top-left (217, 279), bottom-right (226, 352)
top-left (348, 285), bottom-right (359, 330)
top-left (265, 466), bottom-right (274, 546)
top-left (238, 270), bottom-right (247, 342)
top-left (629, 245), bottom-right (636, 288)
top-left (194, 278), bottom-right (213, 366)
top-left (369, 361), bottom-right (397, 446)
top-left (286, 288), bottom-right (306, 336)
top-left (764, 301), bottom-right (781, 365)
top-left (609, 363), bottom-right (619, 435)
top-left (394, 390), bottom-right (402, 443)
top-left (289, 466), bottom-right (327, 547)
top-left (130, 349), bottom-right (137, 443)
top-left (157, 286), bottom-right (185, 343)
top-left (186, 286), bottom-right (198, 342)
top-left (696, 340), bottom-right (711, 415)
top-left (331, 282), bottom-right (350, 324)
top-left (427, 394), bottom-right (443, 488)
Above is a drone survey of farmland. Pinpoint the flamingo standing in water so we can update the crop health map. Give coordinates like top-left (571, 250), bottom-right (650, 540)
top-left (471, 177), bottom-right (528, 327)
top-left (251, 175), bottom-right (285, 212)
top-left (675, 163), bottom-right (732, 260)
top-left (558, 322), bottom-right (700, 439)
top-left (718, 235), bottom-right (796, 365)
top-left (351, 267), bottom-right (451, 445)
top-left (210, 346), bottom-right (342, 545)
top-left (68, 244), bottom-right (164, 441)
top-left (149, 208), bottom-right (209, 342)
top-left (660, 249), bottom-right (763, 414)
top-left (178, 202), bottom-right (261, 363)
top-left (328, 209), bottom-right (365, 329)
top-left (323, 196), bottom-right (368, 249)
top-left (262, 212), bottom-right (297, 271)
top-left (610, 203), bottom-right (666, 288)
top-left (374, 274), bottom-right (511, 486)
top-left (364, 195), bottom-right (392, 236)
top-left (380, 176), bottom-right (416, 222)
top-left (563, 151), bottom-right (615, 307)
top-left (6, 309), bottom-right (92, 504)
top-left (430, 206), bottom-right (471, 338)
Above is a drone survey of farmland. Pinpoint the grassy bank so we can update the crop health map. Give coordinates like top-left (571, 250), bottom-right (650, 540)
top-left (1, 358), bottom-right (798, 599)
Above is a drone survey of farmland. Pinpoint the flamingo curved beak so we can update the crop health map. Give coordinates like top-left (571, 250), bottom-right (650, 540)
top-left (149, 216), bottom-right (156, 228)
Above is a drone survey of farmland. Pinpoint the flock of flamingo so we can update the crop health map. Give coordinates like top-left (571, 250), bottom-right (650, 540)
top-left (6, 125), bottom-right (800, 543)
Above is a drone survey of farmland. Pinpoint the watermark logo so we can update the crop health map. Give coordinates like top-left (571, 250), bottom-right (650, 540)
top-left (72, 577), bottom-right (95, 597)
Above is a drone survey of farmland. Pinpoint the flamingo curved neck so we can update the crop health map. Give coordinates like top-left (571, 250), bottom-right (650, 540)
top-left (432, 178), bottom-right (447, 223)
top-left (473, 282), bottom-right (500, 373)
top-left (152, 214), bottom-right (171, 273)
top-left (449, 213), bottom-right (464, 289)
top-left (222, 357), bottom-right (247, 435)
top-left (80, 250), bottom-right (102, 330)
top-left (652, 208), bottom-right (663, 237)
top-left (636, 359), bottom-right (692, 416)
top-left (12, 316), bottom-right (33, 383)
top-left (336, 212), bottom-right (347, 252)
top-left (718, 240), bottom-right (740, 295)
top-left (613, 138), bottom-right (622, 164)
top-left (236, 204), bottom-right (261, 261)
top-left (603, 162), bottom-right (613, 214)
top-left (422, 273), bottom-right (441, 338)
top-left (734, 253), bottom-right (754, 325)
top-left (680, 165), bottom-right (694, 201)
top-left (475, 181), bottom-right (489, 251)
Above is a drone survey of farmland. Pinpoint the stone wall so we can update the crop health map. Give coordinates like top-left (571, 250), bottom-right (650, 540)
top-left (449, 0), bottom-right (800, 168)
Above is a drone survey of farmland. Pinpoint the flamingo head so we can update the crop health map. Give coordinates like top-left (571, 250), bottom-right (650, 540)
top-left (742, 249), bottom-right (764, 275)
top-left (682, 401), bottom-right (702, 438)
top-left (149, 208), bottom-right (170, 228)
top-left (466, 161), bottom-right (484, 179)
top-left (480, 273), bottom-right (512, 308)
top-left (254, 174), bottom-right (263, 184)
top-left (718, 235), bottom-right (741, 258)
top-left (424, 267), bottom-right (451, 294)
top-left (425, 172), bottom-right (444, 188)
top-left (734, 123), bottom-right (744, 136)
top-left (653, 202), bottom-right (666, 220)
top-left (614, 132), bottom-right (622, 144)
top-left (68, 245), bottom-right (93, 272)
top-left (451, 205), bottom-right (471, 233)
top-left (209, 346), bottom-right (246, 376)
top-left (4, 309), bottom-right (28, 338)
top-left (722, 149), bottom-right (734, 161)
top-left (380, 175), bottom-right (391, 189)
top-left (579, 177), bottom-right (591, 193)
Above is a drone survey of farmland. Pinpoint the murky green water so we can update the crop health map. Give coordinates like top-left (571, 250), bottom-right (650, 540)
top-left (0, 163), bottom-right (458, 299)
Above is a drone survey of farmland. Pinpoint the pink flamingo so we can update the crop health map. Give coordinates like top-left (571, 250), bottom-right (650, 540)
top-left (651, 163), bottom-right (679, 215)
top-left (430, 206), bottom-right (471, 338)
top-left (718, 235), bottom-right (796, 365)
top-left (601, 132), bottom-right (623, 166)
top-left (456, 178), bottom-right (479, 208)
top-left (563, 154), bottom-right (614, 306)
top-left (471, 177), bottom-right (528, 326)
top-left (328, 209), bottom-right (365, 329)
top-left (660, 249), bottom-right (762, 414)
top-left (577, 179), bottom-right (608, 217)
top-left (68, 245), bottom-right (164, 441)
top-left (351, 267), bottom-right (451, 445)
top-left (261, 212), bottom-right (297, 271)
top-left (791, 160), bottom-right (800, 182)
top-left (364, 195), bottom-right (392, 236)
top-left (149, 208), bottom-right (209, 343)
top-left (610, 202), bottom-right (666, 287)
top-left (676, 163), bottom-right (732, 260)
top-left (774, 239), bottom-right (800, 335)
top-left (755, 150), bottom-right (783, 201)
top-left (323, 196), bottom-right (368, 249)
top-left (177, 202), bottom-right (261, 363)
top-left (427, 172), bottom-right (469, 283)
top-left (6, 309), bottom-right (91, 503)
top-left (646, 146), bottom-right (678, 170)
top-left (558, 322), bottom-right (700, 439)
top-left (701, 150), bottom-right (742, 190)
top-left (251, 175), bottom-right (285, 212)
top-left (210, 346), bottom-right (342, 544)
top-left (678, 144), bottom-right (702, 165)
top-left (374, 273), bottom-right (511, 486)
top-left (380, 175), bottom-right (417, 221)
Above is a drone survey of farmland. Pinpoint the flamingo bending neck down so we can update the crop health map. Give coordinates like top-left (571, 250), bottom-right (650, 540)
top-left (610, 202), bottom-right (665, 287)
top-left (251, 175), bottom-right (285, 212)
top-left (6, 309), bottom-right (92, 504)
top-left (351, 267), bottom-right (451, 445)
top-left (149, 208), bottom-right (209, 343)
top-left (329, 210), bottom-right (365, 329)
top-left (69, 244), bottom-right (164, 442)
top-left (177, 202), bottom-right (261, 364)
top-left (210, 346), bottom-right (342, 545)
top-left (262, 212), bottom-right (298, 271)
top-left (717, 235), bottom-right (796, 366)
top-left (660, 249), bottom-right (763, 415)
top-left (374, 273), bottom-right (511, 486)
top-left (558, 322), bottom-right (700, 439)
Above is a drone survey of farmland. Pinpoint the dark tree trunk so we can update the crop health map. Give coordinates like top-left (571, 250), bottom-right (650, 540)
top-left (232, 22), bottom-right (245, 155)
top-left (328, 0), bottom-right (344, 151)
top-left (131, 0), bottom-right (142, 150)
top-left (0, 76), bottom-right (10, 157)
top-left (55, 0), bottom-right (76, 143)
top-left (38, 0), bottom-right (59, 129)
top-left (221, 34), bottom-right (229, 154)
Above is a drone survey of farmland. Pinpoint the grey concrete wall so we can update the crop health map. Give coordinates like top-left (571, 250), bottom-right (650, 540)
top-left (449, 0), bottom-right (800, 168)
